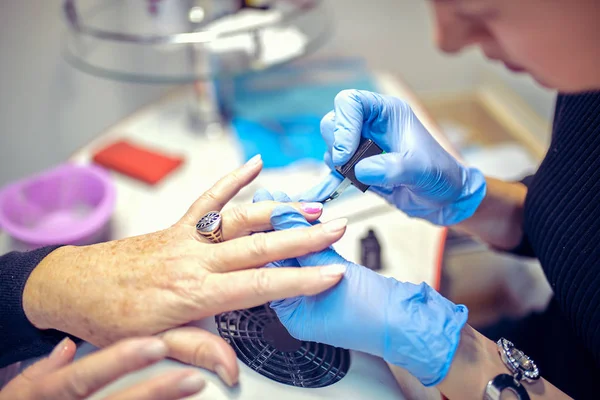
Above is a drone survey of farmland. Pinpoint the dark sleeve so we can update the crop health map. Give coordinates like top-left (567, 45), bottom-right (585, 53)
top-left (505, 175), bottom-right (536, 258)
top-left (0, 246), bottom-right (72, 368)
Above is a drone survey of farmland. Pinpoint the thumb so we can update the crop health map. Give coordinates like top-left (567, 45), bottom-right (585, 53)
top-left (270, 205), bottom-right (313, 230)
top-left (270, 206), bottom-right (349, 268)
top-left (355, 152), bottom-right (419, 188)
top-left (253, 188), bottom-right (275, 203)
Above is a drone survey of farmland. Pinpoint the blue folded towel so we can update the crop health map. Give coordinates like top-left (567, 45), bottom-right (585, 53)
top-left (230, 59), bottom-right (377, 168)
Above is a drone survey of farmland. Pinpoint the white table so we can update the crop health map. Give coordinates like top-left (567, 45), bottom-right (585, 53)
top-left (2, 72), bottom-right (451, 399)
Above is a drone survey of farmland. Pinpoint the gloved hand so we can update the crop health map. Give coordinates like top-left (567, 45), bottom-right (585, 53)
top-left (301, 90), bottom-right (486, 226)
top-left (253, 189), bottom-right (468, 386)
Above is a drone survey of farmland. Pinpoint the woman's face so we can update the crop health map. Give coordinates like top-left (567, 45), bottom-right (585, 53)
top-left (431, 0), bottom-right (600, 92)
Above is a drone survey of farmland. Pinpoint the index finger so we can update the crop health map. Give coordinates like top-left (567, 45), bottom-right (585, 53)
top-left (331, 90), bottom-right (386, 165)
top-left (320, 110), bottom-right (336, 149)
top-left (332, 90), bottom-right (368, 165)
top-left (39, 338), bottom-right (168, 400)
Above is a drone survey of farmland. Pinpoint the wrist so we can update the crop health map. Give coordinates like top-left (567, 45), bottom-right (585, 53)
top-left (437, 325), bottom-right (506, 399)
top-left (383, 282), bottom-right (468, 386)
top-left (456, 178), bottom-right (528, 249)
top-left (23, 245), bottom-right (80, 330)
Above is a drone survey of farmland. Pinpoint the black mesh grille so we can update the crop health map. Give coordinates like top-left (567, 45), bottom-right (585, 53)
top-left (215, 304), bottom-right (350, 388)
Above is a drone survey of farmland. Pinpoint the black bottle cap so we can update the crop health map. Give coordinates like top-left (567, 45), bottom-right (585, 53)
top-left (335, 138), bottom-right (384, 192)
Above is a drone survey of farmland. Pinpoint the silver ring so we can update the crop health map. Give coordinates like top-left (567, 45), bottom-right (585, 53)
top-left (196, 211), bottom-right (223, 243)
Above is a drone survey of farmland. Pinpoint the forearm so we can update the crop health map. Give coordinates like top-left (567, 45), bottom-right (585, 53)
top-left (456, 177), bottom-right (528, 250)
top-left (438, 325), bottom-right (569, 399)
top-left (23, 244), bottom-right (109, 343)
top-left (22, 245), bottom-right (77, 331)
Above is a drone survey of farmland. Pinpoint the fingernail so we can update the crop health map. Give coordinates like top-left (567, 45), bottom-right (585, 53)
top-left (244, 154), bottom-right (262, 167)
top-left (323, 218), bottom-right (348, 233)
top-left (215, 364), bottom-right (236, 387)
top-left (321, 264), bottom-right (347, 278)
top-left (49, 337), bottom-right (70, 361)
top-left (178, 372), bottom-right (206, 394)
top-left (140, 339), bottom-right (168, 361)
top-left (301, 202), bottom-right (323, 214)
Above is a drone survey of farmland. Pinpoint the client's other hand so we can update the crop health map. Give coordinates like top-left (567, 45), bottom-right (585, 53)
top-left (0, 337), bottom-right (205, 400)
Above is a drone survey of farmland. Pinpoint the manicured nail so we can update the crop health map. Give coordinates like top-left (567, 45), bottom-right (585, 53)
top-left (244, 154), bottom-right (262, 167)
top-left (301, 202), bottom-right (323, 214)
top-left (321, 264), bottom-right (347, 278)
top-left (140, 339), bottom-right (168, 361)
top-left (323, 218), bottom-right (348, 233)
top-left (178, 372), bottom-right (206, 394)
top-left (215, 364), bottom-right (236, 387)
top-left (49, 337), bottom-right (70, 361)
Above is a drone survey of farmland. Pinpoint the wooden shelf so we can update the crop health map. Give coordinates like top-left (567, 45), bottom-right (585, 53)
top-left (421, 84), bottom-right (551, 161)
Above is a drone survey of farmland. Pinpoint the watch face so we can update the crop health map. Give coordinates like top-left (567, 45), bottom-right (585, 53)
top-left (497, 338), bottom-right (540, 381)
top-left (509, 348), bottom-right (534, 371)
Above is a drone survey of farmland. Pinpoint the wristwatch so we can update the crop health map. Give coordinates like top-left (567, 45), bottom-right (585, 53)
top-left (483, 338), bottom-right (540, 400)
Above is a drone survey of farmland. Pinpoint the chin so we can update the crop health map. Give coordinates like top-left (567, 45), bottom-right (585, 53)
top-left (531, 76), bottom-right (555, 89)
top-left (528, 70), bottom-right (600, 92)
top-left (521, 70), bottom-right (558, 90)
top-left (502, 60), bottom-right (600, 92)
top-left (504, 65), bottom-right (555, 89)
top-left (533, 76), bottom-right (599, 93)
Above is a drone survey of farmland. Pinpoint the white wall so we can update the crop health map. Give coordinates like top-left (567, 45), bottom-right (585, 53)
top-left (0, 0), bottom-right (556, 187)
top-left (319, 0), bottom-right (557, 120)
top-left (0, 1), bottom-right (170, 187)
top-left (482, 64), bottom-right (556, 122)
top-left (318, 0), bottom-right (482, 94)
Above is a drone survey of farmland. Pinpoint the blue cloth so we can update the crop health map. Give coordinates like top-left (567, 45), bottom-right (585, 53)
top-left (230, 60), bottom-right (377, 168)
top-left (232, 116), bottom-right (325, 169)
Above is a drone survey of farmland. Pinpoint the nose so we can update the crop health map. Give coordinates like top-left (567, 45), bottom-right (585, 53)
top-left (431, 3), bottom-right (489, 54)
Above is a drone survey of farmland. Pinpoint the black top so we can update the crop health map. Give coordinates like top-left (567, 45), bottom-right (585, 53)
top-left (0, 246), bottom-right (68, 368)
top-left (523, 92), bottom-right (600, 360)
top-left (484, 92), bottom-right (600, 399)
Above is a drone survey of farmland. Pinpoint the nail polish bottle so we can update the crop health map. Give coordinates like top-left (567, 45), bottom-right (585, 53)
top-left (361, 229), bottom-right (382, 271)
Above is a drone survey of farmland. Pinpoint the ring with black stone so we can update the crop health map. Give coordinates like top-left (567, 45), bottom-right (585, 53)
top-left (196, 211), bottom-right (224, 243)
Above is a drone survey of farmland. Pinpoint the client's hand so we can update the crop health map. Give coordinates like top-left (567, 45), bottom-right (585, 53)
top-left (0, 337), bottom-right (205, 400)
top-left (255, 190), bottom-right (468, 387)
top-left (22, 156), bottom-right (347, 387)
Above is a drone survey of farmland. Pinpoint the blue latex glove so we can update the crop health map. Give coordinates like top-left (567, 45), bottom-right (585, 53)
top-left (301, 90), bottom-right (487, 226)
top-left (254, 190), bottom-right (468, 386)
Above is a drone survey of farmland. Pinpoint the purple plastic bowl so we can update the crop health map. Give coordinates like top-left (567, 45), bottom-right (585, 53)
top-left (0, 163), bottom-right (116, 247)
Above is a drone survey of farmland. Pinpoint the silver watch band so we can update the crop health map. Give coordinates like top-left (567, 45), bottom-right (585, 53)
top-left (484, 374), bottom-right (530, 400)
top-left (483, 338), bottom-right (540, 400)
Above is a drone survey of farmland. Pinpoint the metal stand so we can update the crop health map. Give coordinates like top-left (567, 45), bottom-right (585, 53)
top-left (62, 0), bottom-right (330, 136)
